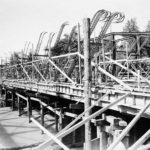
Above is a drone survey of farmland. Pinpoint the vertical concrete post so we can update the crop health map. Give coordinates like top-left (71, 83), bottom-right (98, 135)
top-left (96, 114), bottom-right (108, 150)
top-left (83, 18), bottom-right (92, 150)
top-left (99, 126), bottom-right (108, 150)
top-left (99, 115), bottom-right (108, 150)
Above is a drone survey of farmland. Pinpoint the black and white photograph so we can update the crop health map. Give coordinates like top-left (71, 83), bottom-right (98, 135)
top-left (0, 0), bottom-right (150, 150)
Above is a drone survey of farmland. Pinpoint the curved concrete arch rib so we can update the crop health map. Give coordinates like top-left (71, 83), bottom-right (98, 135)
top-left (64, 25), bottom-right (77, 51)
top-left (35, 31), bottom-right (47, 56)
top-left (97, 12), bottom-right (125, 42)
top-left (54, 21), bottom-right (69, 47)
top-left (90, 9), bottom-right (111, 35)
top-left (45, 32), bottom-right (55, 57)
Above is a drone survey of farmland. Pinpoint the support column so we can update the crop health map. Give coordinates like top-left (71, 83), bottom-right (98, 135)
top-left (102, 39), bottom-right (106, 82)
top-left (5, 88), bottom-right (8, 106)
top-left (12, 91), bottom-right (16, 111)
top-left (112, 35), bottom-right (116, 76)
top-left (59, 107), bottom-right (63, 131)
top-left (17, 96), bottom-right (21, 116)
top-left (70, 103), bottom-right (84, 145)
top-left (55, 102), bottom-right (59, 132)
top-left (96, 114), bottom-right (109, 150)
top-left (0, 86), bottom-right (2, 97)
top-left (41, 100), bottom-right (45, 134)
top-left (137, 36), bottom-right (141, 57)
top-left (136, 36), bottom-right (140, 69)
top-left (78, 23), bottom-right (82, 84)
top-left (83, 18), bottom-right (92, 150)
top-left (59, 107), bottom-right (64, 142)
top-left (28, 96), bottom-right (32, 123)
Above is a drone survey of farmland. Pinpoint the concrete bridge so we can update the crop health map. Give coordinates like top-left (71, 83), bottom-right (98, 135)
top-left (0, 10), bottom-right (150, 150)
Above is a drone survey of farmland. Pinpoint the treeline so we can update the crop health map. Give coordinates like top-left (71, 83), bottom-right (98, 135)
top-left (123, 18), bottom-right (150, 32)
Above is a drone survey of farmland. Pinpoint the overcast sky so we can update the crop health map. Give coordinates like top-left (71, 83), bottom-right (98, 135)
top-left (0, 0), bottom-right (150, 58)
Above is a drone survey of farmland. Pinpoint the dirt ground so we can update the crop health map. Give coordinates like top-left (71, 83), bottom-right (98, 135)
top-left (0, 107), bottom-right (83, 150)
top-left (0, 107), bottom-right (55, 149)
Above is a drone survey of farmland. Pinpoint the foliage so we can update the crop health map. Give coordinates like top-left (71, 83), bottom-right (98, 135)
top-left (145, 21), bottom-right (150, 32)
top-left (123, 18), bottom-right (139, 32)
top-left (9, 52), bottom-right (20, 65)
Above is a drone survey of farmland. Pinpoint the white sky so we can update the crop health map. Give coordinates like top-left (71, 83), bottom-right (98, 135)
top-left (0, 0), bottom-right (150, 58)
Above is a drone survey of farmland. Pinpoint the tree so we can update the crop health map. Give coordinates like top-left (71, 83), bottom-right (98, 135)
top-left (145, 21), bottom-right (150, 32)
top-left (9, 52), bottom-right (20, 65)
top-left (123, 18), bottom-right (139, 32)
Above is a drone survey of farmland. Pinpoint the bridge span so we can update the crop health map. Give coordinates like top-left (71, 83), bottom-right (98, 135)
top-left (0, 10), bottom-right (150, 150)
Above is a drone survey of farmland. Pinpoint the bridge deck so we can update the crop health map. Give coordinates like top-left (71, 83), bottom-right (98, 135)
top-left (1, 79), bottom-right (150, 118)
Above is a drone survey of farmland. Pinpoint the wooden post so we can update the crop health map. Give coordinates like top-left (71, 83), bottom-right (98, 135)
top-left (102, 39), bottom-right (106, 82)
top-left (55, 102), bottom-right (59, 132)
top-left (5, 88), bottom-right (8, 106)
top-left (126, 41), bottom-right (129, 79)
top-left (137, 36), bottom-right (140, 57)
top-left (12, 91), bottom-right (15, 111)
top-left (136, 36), bottom-right (140, 69)
top-left (0, 86), bottom-right (1, 96)
top-left (112, 35), bottom-right (116, 76)
top-left (32, 50), bottom-right (34, 80)
top-left (17, 96), bottom-right (21, 116)
top-left (83, 18), bottom-right (92, 150)
top-left (59, 107), bottom-right (63, 142)
top-left (59, 108), bottom-right (63, 131)
top-left (78, 23), bottom-right (82, 84)
top-left (28, 96), bottom-right (32, 123)
top-left (41, 100), bottom-right (44, 134)
top-left (48, 36), bottom-right (52, 81)
top-left (138, 70), bottom-right (140, 90)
